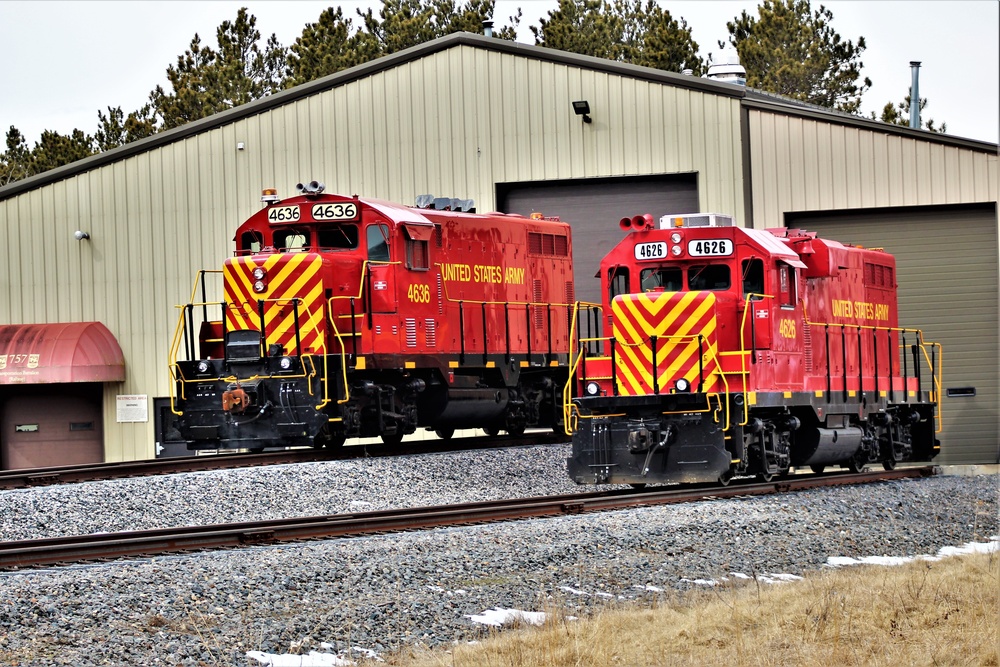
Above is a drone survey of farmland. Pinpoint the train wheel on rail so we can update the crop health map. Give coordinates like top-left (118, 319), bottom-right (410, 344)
top-left (757, 471), bottom-right (775, 483)
top-left (435, 428), bottom-right (455, 440)
top-left (483, 425), bottom-right (501, 437)
top-left (381, 431), bottom-right (404, 446)
top-left (846, 451), bottom-right (868, 473)
top-left (810, 465), bottom-right (826, 474)
top-left (506, 423), bottom-right (526, 437)
top-left (882, 458), bottom-right (897, 471)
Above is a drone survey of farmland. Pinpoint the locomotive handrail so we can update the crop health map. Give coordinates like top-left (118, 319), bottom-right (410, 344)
top-left (737, 293), bottom-right (773, 427)
top-left (565, 318), bottom-right (733, 434)
top-left (799, 308), bottom-right (942, 431)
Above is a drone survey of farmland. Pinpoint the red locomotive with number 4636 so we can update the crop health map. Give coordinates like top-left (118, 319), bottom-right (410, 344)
top-left (566, 212), bottom-right (941, 486)
top-left (164, 182), bottom-right (575, 450)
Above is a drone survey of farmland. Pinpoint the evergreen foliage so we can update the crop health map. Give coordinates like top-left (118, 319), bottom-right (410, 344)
top-left (531, 0), bottom-right (704, 74)
top-left (725, 0), bottom-right (870, 113)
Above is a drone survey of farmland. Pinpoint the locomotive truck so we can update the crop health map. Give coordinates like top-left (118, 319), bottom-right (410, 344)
top-left (566, 212), bottom-right (941, 486)
top-left (165, 183), bottom-right (575, 450)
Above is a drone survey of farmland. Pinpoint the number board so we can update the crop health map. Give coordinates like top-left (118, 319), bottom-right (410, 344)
top-left (634, 242), bottom-right (668, 261)
top-left (687, 239), bottom-right (733, 257)
top-left (266, 205), bottom-right (300, 223)
top-left (311, 202), bottom-right (359, 221)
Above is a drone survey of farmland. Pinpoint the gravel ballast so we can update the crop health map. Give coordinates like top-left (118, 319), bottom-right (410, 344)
top-left (0, 444), bottom-right (996, 666)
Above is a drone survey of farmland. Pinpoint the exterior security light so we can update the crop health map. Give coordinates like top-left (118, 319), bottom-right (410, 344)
top-left (585, 381), bottom-right (601, 396)
top-left (674, 378), bottom-right (691, 393)
top-left (74, 230), bottom-right (90, 241)
top-left (279, 356), bottom-right (293, 370)
top-left (572, 100), bottom-right (592, 124)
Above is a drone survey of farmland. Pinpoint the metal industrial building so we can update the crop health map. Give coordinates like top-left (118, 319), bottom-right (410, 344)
top-left (0, 32), bottom-right (996, 468)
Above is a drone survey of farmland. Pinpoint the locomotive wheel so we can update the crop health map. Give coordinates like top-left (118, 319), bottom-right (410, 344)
top-left (810, 465), bottom-right (826, 474)
top-left (757, 471), bottom-right (774, 483)
top-left (483, 426), bottom-right (500, 437)
top-left (381, 431), bottom-right (404, 446)
top-left (434, 428), bottom-right (455, 440)
top-left (326, 431), bottom-right (347, 450)
top-left (629, 483), bottom-right (647, 490)
top-left (846, 451), bottom-right (868, 473)
top-left (505, 422), bottom-right (526, 437)
top-left (882, 458), bottom-right (897, 471)
top-left (718, 470), bottom-right (734, 486)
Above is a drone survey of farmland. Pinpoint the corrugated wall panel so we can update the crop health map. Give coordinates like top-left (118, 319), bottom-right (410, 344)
top-left (750, 109), bottom-right (998, 224)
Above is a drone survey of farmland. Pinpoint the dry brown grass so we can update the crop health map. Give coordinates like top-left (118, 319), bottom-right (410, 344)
top-left (381, 551), bottom-right (999, 667)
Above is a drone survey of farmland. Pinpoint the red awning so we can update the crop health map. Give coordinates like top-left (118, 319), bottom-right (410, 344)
top-left (0, 322), bottom-right (125, 385)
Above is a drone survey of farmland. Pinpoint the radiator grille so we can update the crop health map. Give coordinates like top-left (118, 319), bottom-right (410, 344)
top-left (425, 319), bottom-right (437, 347)
top-left (405, 319), bottom-right (418, 347)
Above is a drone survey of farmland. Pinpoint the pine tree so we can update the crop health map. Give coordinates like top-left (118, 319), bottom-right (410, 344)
top-left (531, 0), bottom-right (704, 73)
top-left (149, 9), bottom-right (286, 130)
top-left (725, 0), bottom-right (870, 114)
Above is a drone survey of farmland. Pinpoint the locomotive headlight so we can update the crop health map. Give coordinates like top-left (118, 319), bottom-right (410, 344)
top-left (279, 356), bottom-right (293, 371)
top-left (252, 267), bottom-right (266, 280)
top-left (196, 361), bottom-right (210, 374)
top-left (671, 245), bottom-right (682, 256)
top-left (585, 381), bottom-right (601, 396)
top-left (253, 280), bottom-right (266, 293)
top-left (670, 232), bottom-right (682, 244)
top-left (674, 378), bottom-right (691, 393)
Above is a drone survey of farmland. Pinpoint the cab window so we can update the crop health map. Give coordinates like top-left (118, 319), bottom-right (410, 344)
top-left (640, 267), bottom-right (683, 292)
top-left (741, 258), bottom-right (764, 299)
top-left (609, 267), bottom-right (630, 300)
top-left (367, 224), bottom-right (390, 262)
top-left (274, 230), bottom-right (309, 252)
top-left (239, 231), bottom-right (263, 254)
top-left (779, 263), bottom-right (796, 307)
top-left (318, 225), bottom-right (359, 251)
top-left (688, 264), bottom-right (730, 291)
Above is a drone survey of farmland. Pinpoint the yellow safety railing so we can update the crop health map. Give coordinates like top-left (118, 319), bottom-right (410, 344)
top-left (799, 302), bottom-right (943, 434)
top-left (561, 300), bottom-right (732, 435)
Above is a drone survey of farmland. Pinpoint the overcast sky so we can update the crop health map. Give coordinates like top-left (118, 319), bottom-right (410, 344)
top-left (0, 1), bottom-right (996, 146)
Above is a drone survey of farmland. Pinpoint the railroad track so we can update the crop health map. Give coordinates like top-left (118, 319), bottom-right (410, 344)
top-left (0, 431), bottom-right (566, 490)
top-left (0, 466), bottom-right (937, 571)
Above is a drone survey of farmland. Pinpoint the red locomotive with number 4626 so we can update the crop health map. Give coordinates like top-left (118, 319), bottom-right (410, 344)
top-left (164, 182), bottom-right (575, 450)
top-left (566, 212), bottom-right (941, 486)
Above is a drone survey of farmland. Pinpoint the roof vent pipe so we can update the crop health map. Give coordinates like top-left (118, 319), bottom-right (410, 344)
top-left (909, 61), bottom-right (921, 129)
top-left (483, 20), bottom-right (493, 38)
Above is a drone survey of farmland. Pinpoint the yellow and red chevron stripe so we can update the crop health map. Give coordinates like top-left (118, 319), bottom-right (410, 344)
top-left (224, 254), bottom-right (326, 355)
top-left (611, 291), bottom-right (719, 396)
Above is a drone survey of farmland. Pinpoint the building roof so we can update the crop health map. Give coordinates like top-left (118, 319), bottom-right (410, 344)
top-left (2, 31), bottom-right (995, 202)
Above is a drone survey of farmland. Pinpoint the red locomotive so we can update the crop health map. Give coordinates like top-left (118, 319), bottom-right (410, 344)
top-left (566, 212), bottom-right (941, 485)
top-left (166, 182), bottom-right (574, 450)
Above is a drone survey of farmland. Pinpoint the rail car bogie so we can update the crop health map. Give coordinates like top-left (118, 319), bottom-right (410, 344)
top-left (568, 212), bottom-right (941, 485)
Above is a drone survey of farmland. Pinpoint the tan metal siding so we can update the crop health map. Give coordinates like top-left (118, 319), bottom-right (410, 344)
top-left (749, 110), bottom-right (998, 226)
top-left (790, 207), bottom-right (998, 465)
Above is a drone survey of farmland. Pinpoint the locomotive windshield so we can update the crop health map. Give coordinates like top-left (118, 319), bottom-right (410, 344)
top-left (640, 267), bottom-right (682, 292)
top-left (317, 225), bottom-right (359, 250)
top-left (640, 264), bottom-right (731, 292)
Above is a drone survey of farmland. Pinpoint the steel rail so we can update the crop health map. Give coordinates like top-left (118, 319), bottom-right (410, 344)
top-left (0, 466), bottom-right (936, 571)
top-left (0, 432), bottom-right (567, 490)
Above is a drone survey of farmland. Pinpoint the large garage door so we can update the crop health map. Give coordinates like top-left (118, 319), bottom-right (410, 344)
top-left (788, 205), bottom-right (998, 465)
top-left (499, 175), bottom-right (699, 306)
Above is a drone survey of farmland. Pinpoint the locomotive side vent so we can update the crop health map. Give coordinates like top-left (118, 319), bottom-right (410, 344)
top-left (425, 319), bottom-right (437, 348)
top-left (437, 274), bottom-right (444, 314)
top-left (803, 322), bottom-right (813, 373)
top-left (532, 280), bottom-right (544, 328)
top-left (405, 320), bottom-right (417, 347)
top-left (528, 232), bottom-right (569, 257)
